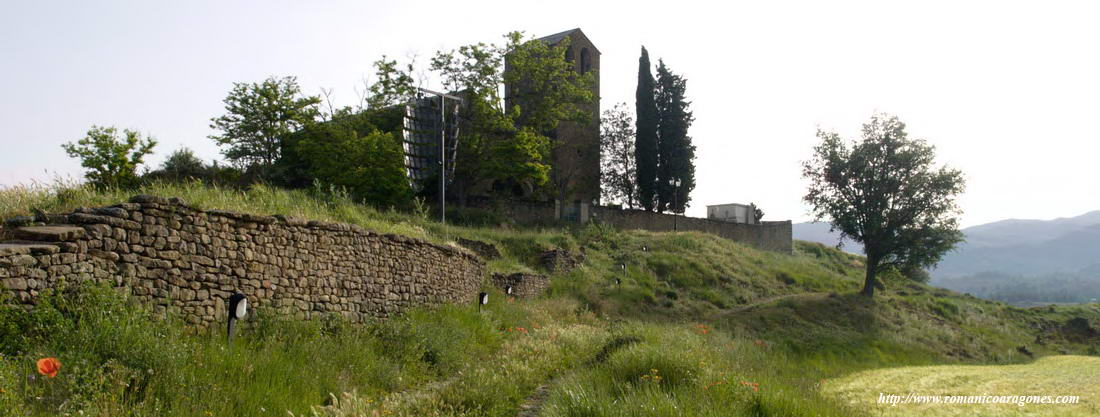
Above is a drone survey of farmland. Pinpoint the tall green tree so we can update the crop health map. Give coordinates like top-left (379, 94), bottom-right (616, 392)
top-left (802, 113), bottom-right (966, 298)
top-left (503, 32), bottom-right (595, 135)
top-left (291, 121), bottom-right (412, 208)
top-left (62, 125), bottom-right (157, 189)
top-left (599, 103), bottom-right (637, 208)
top-left (654, 60), bottom-right (695, 214)
top-left (208, 76), bottom-right (321, 175)
top-left (367, 57), bottom-right (417, 109)
top-left (156, 148), bottom-right (206, 181)
top-left (634, 46), bottom-right (659, 211)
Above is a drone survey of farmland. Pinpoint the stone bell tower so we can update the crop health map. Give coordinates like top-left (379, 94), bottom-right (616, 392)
top-left (505, 28), bottom-right (601, 221)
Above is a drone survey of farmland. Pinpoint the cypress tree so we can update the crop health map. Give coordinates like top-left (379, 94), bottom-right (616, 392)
top-left (654, 60), bottom-right (695, 214)
top-left (634, 47), bottom-right (659, 211)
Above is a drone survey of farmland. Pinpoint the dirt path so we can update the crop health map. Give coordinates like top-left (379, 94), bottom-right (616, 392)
top-left (515, 336), bottom-right (640, 417)
top-left (515, 383), bottom-right (552, 417)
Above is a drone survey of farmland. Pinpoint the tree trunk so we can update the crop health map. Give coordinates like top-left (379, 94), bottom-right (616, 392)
top-left (861, 257), bottom-right (878, 298)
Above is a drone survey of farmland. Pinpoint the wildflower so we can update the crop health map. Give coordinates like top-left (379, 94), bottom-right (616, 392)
top-left (36, 357), bottom-right (61, 378)
top-left (641, 368), bottom-right (662, 383)
top-left (753, 339), bottom-right (767, 348)
top-left (739, 381), bottom-right (760, 392)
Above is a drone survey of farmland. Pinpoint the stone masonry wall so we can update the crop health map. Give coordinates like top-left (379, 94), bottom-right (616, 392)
top-left (470, 200), bottom-right (791, 253)
top-left (490, 272), bottom-right (550, 299)
top-left (0, 195), bottom-right (485, 325)
top-left (591, 207), bottom-right (793, 253)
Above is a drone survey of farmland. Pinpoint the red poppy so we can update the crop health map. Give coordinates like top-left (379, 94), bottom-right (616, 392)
top-left (37, 357), bottom-right (61, 378)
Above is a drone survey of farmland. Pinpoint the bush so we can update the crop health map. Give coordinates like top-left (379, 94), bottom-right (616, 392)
top-left (62, 125), bottom-right (157, 189)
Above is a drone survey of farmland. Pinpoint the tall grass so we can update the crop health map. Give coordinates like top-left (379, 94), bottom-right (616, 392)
top-left (0, 282), bottom-right (555, 417)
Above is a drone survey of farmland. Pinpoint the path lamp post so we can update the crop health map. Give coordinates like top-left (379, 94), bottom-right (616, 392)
top-left (669, 178), bottom-right (682, 230)
top-left (416, 87), bottom-right (464, 225)
top-left (227, 292), bottom-right (248, 344)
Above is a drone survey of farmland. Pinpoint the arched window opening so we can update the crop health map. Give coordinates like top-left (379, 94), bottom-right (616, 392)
top-left (580, 48), bottom-right (591, 74)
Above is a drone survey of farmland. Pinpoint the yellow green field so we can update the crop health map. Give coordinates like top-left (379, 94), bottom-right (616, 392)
top-left (824, 355), bottom-right (1100, 417)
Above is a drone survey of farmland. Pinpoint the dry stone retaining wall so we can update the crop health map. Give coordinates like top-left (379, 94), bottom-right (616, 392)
top-left (490, 272), bottom-right (550, 298)
top-left (0, 196), bottom-right (485, 325)
top-left (467, 200), bottom-right (792, 254)
top-left (591, 207), bottom-right (793, 253)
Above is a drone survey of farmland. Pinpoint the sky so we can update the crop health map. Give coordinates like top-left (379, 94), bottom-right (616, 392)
top-left (2, 0), bottom-right (1098, 228)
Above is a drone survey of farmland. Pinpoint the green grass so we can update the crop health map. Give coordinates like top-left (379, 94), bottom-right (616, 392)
top-left (2, 181), bottom-right (1100, 416)
top-left (0, 282), bottom-right (547, 417)
top-left (825, 355), bottom-right (1100, 416)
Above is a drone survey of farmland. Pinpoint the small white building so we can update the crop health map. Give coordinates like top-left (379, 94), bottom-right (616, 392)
top-left (707, 203), bottom-right (757, 224)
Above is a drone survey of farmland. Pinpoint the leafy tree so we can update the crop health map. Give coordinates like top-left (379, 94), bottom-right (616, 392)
top-left (802, 113), bottom-right (965, 297)
top-left (290, 119), bottom-right (412, 208)
top-left (277, 106), bottom-right (403, 190)
top-left (62, 125), bottom-right (157, 189)
top-left (144, 148), bottom-right (242, 185)
top-left (600, 103), bottom-right (637, 208)
top-left (367, 57), bottom-right (417, 109)
top-left (156, 148), bottom-right (206, 181)
top-left (753, 204), bottom-right (765, 223)
top-left (503, 32), bottom-right (595, 135)
top-left (654, 60), bottom-right (696, 214)
top-left (634, 46), bottom-right (659, 211)
top-left (208, 76), bottom-right (321, 175)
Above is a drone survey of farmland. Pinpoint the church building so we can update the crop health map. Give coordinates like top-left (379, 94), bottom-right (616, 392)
top-left (505, 28), bottom-right (601, 222)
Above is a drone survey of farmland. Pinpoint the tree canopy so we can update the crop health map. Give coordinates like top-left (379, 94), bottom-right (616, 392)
top-left (654, 60), bottom-right (695, 214)
top-left (600, 103), bottom-right (637, 208)
top-left (634, 46), bottom-right (659, 211)
top-left (802, 113), bottom-right (965, 297)
top-left (208, 76), bottom-right (321, 175)
top-left (62, 126), bottom-right (157, 189)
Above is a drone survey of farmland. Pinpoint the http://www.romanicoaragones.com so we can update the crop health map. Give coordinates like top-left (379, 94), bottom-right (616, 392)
top-left (878, 393), bottom-right (1080, 407)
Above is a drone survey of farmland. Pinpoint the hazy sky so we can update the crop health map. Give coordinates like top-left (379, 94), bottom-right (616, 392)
top-left (2, 0), bottom-right (1098, 227)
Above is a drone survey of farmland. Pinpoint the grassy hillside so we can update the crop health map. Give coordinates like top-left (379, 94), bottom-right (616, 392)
top-left (1, 181), bottom-right (1098, 416)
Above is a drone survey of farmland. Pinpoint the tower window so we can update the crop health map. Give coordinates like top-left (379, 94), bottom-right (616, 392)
top-left (580, 48), bottom-right (591, 73)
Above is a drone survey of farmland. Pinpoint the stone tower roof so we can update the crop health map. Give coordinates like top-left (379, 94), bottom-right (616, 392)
top-left (536, 28), bottom-right (601, 54)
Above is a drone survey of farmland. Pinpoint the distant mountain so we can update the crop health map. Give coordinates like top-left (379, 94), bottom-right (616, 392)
top-left (796, 211), bottom-right (1100, 278)
top-left (958, 210), bottom-right (1100, 249)
top-left (792, 221), bottom-right (863, 254)
top-left (796, 211), bottom-right (1100, 304)
top-left (935, 212), bottom-right (1100, 278)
